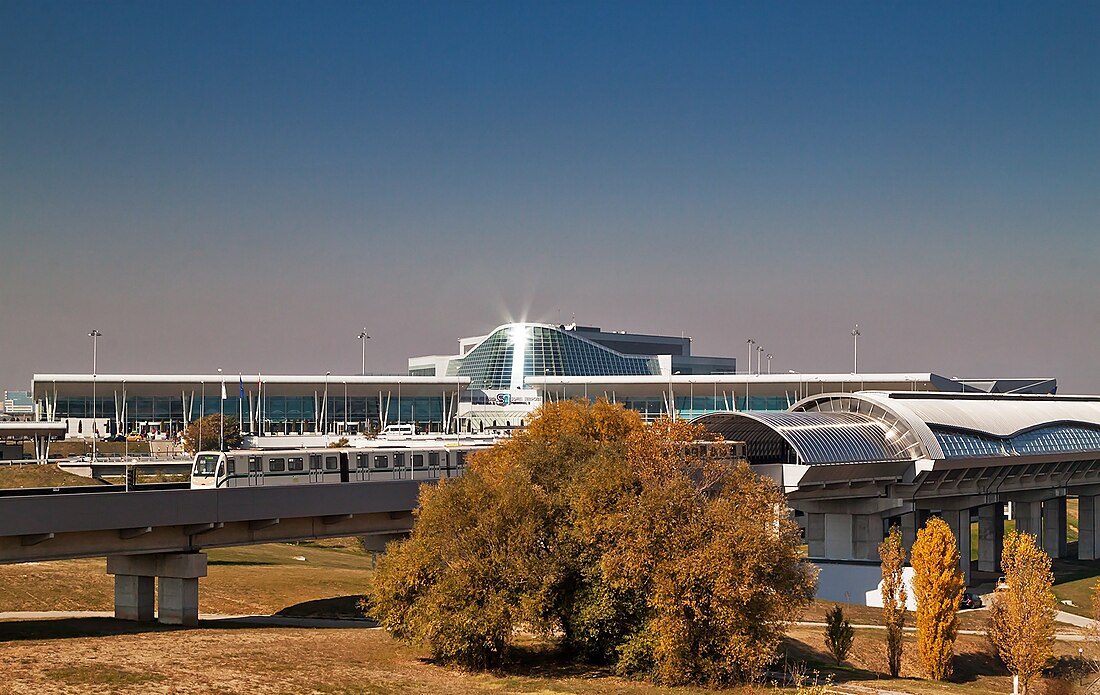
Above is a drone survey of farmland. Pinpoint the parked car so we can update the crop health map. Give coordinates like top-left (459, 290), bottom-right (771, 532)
top-left (126, 433), bottom-right (145, 442)
top-left (105, 434), bottom-right (126, 442)
top-left (995, 576), bottom-right (1010, 592)
top-left (961, 592), bottom-right (983, 610)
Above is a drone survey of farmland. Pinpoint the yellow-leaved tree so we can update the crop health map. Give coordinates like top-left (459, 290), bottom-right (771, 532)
top-left (366, 398), bottom-right (817, 685)
top-left (878, 525), bottom-right (907, 678)
top-left (911, 516), bottom-right (963, 680)
top-left (988, 531), bottom-right (1055, 694)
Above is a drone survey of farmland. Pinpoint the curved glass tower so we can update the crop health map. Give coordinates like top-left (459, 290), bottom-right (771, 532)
top-left (456, 323), bottom-right (659, 390)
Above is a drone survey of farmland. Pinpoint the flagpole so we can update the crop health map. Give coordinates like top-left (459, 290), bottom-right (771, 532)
top-left (238, 373), bottom-right (244, 437)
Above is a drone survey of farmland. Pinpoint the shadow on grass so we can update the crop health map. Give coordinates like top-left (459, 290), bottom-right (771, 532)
top-left (206, 559), bottom-right (279, 566)
top-left (275, 595), bottom-right (370, 620)
top-left (951, 650), bottom-right (1009, 683)
top-left (777, 637), bottom-right (884, 685)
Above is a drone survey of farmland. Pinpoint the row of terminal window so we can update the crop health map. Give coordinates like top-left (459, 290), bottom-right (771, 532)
top-left (227, 451), bottom-right (464, 474)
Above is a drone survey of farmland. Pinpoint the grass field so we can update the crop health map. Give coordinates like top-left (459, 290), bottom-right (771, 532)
top-left (3, 536), bottom-right (1100, 692)
top-left (0, 463), bottom-right (106, 488)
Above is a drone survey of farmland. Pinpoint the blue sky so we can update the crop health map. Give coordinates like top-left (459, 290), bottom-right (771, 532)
top-left (2, 1), bottom-right (1098, 391)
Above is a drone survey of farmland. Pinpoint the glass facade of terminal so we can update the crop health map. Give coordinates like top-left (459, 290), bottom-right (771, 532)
top-left (46, 394), bottom-right (450, 436)
top-left (932, 424), bottom-right (1100, 459)
top-left (457, 324), bottom-right (658, 390)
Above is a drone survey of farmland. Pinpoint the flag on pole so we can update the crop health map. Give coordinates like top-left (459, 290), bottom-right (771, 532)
top-left (239, 374), bottom-right (244, 398)
top-left (221, 380), bottom-right (227, 400)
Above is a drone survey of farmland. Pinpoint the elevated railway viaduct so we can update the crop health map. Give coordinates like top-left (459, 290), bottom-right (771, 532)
top-left (0, 480), bottom-right (429, 625)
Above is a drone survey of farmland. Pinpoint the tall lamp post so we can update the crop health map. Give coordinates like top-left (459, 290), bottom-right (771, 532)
top-left (218, 368), bottom-right (224, 451)
top-left (757, 345), bottom-right (764, 375)
top-left (766, 353), bottom-right (773, 374)
top-left (323, 371), bottom-right (330, 434)
top-left (851, 324), bottom-right (861, 373)
top-left (89, 330), bottom-right (102, 462)
top-left (745, 338), bottom-right (755, 374)
top-left (358, 329), bottom-right (371, 376)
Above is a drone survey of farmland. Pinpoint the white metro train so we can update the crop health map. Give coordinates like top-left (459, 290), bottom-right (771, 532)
top-left (190, 439), bottom-right (494, 489)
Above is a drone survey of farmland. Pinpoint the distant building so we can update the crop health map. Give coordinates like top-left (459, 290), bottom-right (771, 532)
top-left (2, 391), bottom-right (33, 419)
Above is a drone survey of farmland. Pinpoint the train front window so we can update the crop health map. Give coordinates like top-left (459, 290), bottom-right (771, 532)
top-left (194, 454), bottom-right (219, 476)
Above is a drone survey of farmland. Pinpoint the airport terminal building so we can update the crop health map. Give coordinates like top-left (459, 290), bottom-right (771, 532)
top-left (31, 321), bottom-right (1056, 438)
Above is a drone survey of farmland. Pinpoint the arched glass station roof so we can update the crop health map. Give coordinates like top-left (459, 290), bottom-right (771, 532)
top-left (695, 392), bottom-right (1100, 466)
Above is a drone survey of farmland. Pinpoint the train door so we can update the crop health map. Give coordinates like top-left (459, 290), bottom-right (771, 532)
top-left (392, 452), bottom-right (406, 480)
top-left (248, 455), bottom-right (265, 486)
top-left (339, 452), bottom-right (350, 483)
top-left (224, 455), bottom-right (238, 488)
top-left (308, 454), bottom-right (323, 483)
top-left (354, 452), bottom-right (369, 481)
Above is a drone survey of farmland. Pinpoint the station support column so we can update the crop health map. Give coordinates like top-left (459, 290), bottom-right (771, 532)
top-left (107, 552), bottom-right (208, 626)
top-left (1012, 500), bottom-right (1043, 538)
top-left (1042, 497), bottom-right (1068, 559)
top-left (1080, 495), bottom-right (1100, 561)
top-left (942, 509), bottom-right (973, 586)
top-left (977, 503), bottom-right (1004, 573)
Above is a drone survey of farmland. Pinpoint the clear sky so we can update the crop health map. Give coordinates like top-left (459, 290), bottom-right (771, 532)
top-left (1, 1), bottom-right (1097, 392)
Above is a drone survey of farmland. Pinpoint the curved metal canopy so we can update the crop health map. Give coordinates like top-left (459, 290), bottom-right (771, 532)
top-left (693, 411), bottom-right (921, 465)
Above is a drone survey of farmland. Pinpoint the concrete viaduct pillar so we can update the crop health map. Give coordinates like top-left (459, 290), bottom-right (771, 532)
top-left (942, 508), bottom-right (973, 586)
top-left (805, 512), bottom-right (882, 561)
top-left (1079, 495), bottom-right (1100, 561)
top-left (107, 552), bottom-right (207, 626)
top-left (1042, 497), bottom-right (1068, 559)
top-left (1013, 500), bottom-right (1043, 539)
top-left (977, 503), bottom-right (1004, 573)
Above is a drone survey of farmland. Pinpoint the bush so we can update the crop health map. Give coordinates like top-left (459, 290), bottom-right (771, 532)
top-left (366, 399), bottom-right (817, 684)
top-left (824, 604), bottom-right (854, 665)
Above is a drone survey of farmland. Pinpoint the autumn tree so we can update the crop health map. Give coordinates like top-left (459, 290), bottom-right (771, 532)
top-left (824, 604), bottom-right (855, 665)
top-left (879, 525), bottom-right (907, 677)
top-left (988, 531), bottom-right (1056, 694)
top-left (366, 398), bottom-right (817, 685)
top-left (911, 516), bottom-right (964, 680)
top-left (182, 414), bottom-right (242, 454)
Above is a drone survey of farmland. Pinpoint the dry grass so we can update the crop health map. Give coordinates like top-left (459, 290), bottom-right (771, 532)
top-left (0, 463), bottom-right (106, 489)
top-left (2, 540), bottom-right (1098, 694)
top-left (0, 539), bottom-right (375, 615)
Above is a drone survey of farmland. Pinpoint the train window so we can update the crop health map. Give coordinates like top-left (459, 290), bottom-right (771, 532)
top-left (309, 454), bottom-right (322, 471)
top-left (227, 458), bottom-right (236, 474)
top-left (373, 455), bottom-right (389, 470)
top-left (269, 458), bottom-right (285, 472)
top-left (288, 457), bottom-right (304, 471)
top-left (356, 453), bottom-right (367, 469)
top-left (412, 454), bottom-right (425, 469)
top-left (325, 455), bottom-right (338, 471)
top-left (428, 452), bottom-right (439, 467)
top-left (248, 456), bottom-right (262, 473)
top-left (194, 454), bottom-right (219, 475)
top-left (393, 453), bottom-right (405, 468)
top-left (455, 451), bottom-right (466, 467)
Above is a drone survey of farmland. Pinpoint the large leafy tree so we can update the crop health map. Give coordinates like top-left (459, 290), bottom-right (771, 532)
top-left (988, 531), bottom-right (1055, 694)
top-left (911, 516), bottom-right (964, 680)
top-left (878, 525), bottom-right (907, 677)
top-left (366, 399), bottom-right (816, 685)
top-left (182, 414), bottom-right (242, 454)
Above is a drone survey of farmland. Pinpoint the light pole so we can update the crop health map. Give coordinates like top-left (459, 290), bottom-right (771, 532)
top-left (358, 329), bottom-right (371, 375)
top-left (218, 368), bottom-right (224, 451)
top-left (745, 338), bottom-right (755, 375)
top-left (851, 324), bottom-right (861, 373)
top-left (89, 330), bottom-right (102, 462)
top-left (766, 353), bottom-right (773, 374)
top-left (757, 345), bottom-right (764, 375)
